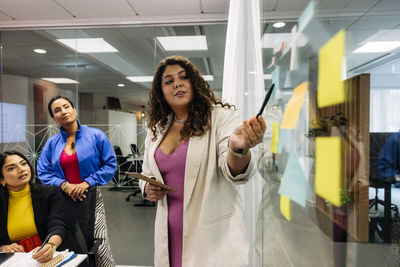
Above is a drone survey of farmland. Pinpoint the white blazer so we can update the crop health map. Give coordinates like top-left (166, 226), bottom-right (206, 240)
top-left (139, 106), bottom-right (256, 267)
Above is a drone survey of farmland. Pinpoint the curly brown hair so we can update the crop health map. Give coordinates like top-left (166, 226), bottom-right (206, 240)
top-left (148, 55), bottom-right (234, 141)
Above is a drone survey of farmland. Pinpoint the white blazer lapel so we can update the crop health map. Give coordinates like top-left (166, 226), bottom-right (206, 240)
top-left (184, 131), bottom-right (207, 209)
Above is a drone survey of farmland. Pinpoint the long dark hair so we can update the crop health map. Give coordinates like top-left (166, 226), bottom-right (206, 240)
top-left (0, 150), bottom-right (34, 181)
top-left (48, 95), bottom-right (75, 118)
top-left (148, 55), bottom-right (234, 141)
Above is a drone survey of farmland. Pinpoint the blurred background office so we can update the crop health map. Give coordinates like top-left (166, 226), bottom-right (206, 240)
top-left (1, 0), bottom-right (400, 266)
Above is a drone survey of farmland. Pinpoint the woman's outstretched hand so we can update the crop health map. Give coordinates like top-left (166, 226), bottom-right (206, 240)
top-left (229, 115), bottom-right (266, 151)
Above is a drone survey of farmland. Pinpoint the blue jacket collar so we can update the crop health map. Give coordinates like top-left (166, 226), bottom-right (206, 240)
top-left (60, 120), bottom-right (82, 139)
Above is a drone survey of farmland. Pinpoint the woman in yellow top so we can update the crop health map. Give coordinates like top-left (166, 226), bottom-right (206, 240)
top-left (0, 150), bottom-right (67, 263)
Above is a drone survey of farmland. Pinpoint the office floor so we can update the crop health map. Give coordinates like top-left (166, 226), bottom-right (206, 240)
top-left (101, 188), bottom-right (156, 266)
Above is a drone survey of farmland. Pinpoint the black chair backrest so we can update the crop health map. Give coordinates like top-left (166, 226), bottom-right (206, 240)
top-left (130, 144), bottom-right (139, 155)
top-left (63, 187), bottom-right (97, 251)
top-left (370, 132), bottom-right (393, 180)
top-left (113, 145), bottom-right (127, 164)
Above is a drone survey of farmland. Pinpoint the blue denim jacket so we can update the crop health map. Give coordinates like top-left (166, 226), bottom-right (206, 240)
top-left (37, 121), bottom-right (117, 186)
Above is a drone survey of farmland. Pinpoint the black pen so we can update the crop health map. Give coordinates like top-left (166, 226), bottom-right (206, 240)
top-left (38, 234), bottom-right (51, 252)
top-left (256, 83), bottom-right (275, 118)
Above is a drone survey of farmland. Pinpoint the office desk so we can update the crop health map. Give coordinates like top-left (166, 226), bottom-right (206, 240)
top-left (0, 253), bottom-right (87, 267)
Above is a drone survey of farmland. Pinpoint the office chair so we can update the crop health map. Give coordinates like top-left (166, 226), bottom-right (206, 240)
top-left (369, 132), bottom-right (397, 243)
top-left (63, 187), bottom-right (101, 267)
top-left (112, 145), bottom-right (138, 188)
top-left (125, 144), bottom-right (154, 206)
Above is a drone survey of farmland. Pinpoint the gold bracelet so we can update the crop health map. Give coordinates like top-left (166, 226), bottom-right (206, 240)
top-left (61, 182), bottom-right (68, 191)
top-left (46, 241), bottom-right (57, 252)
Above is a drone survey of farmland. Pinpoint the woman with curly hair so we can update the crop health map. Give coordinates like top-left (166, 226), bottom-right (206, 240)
top-left (140, 55), bottom-right (266, 267)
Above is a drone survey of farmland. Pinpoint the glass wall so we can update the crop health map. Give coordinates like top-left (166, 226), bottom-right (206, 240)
top-left (259, 0), bottom-right (400, 266)
top-left (0, 23), bottom-right (227, 265)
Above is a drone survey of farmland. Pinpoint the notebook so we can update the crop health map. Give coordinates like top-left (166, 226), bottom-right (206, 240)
top-left (1, 250), bottom-right (76, 267)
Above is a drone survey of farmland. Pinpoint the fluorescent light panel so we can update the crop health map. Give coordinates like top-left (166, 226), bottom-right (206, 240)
top-left (42, 78), bottom-right (79, 84)
top-left (353, 41), bottom-right (400, 53)
top-left (262, 33), bottom-right (307, 48)
top-left (156, 36), bottom-right (208, 51)
top-left (127, 75), bottom-right (213, 83)
top-left (56, 38), bottom-right (118, 53)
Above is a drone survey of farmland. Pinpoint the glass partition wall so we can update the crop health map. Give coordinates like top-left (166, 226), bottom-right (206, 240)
top-left (0, 24), bottom-right (227, 265)
top-left (259, 0), bottom-right (400, 266)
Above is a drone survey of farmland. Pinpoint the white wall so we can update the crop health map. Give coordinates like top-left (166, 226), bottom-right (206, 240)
top-left (95, 109), bottom-right (137, 155)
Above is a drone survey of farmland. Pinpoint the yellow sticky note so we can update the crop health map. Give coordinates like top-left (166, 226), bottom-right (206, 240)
top-left (271, 122), bottom-right (280, 153)
top-left (281, 81), bottom-right (308, 129)
top-left (317, 29), bottom-right (346, 108)
top-left (315, 137), bottom-right (343, 207)
top-left (280, 194), bottom-right (291, 221)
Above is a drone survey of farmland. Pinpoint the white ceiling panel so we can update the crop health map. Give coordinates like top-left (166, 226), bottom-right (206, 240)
top-left (0, 12), bottom-right (12, 21)
top-left (127, 0), bottom-right (200, 16)
top-left (202, 0), bottom-right (229, 13)
top-left (55, 0), bottom-right (137, 18)
top-left (0, 0), bottom-right (71, 20)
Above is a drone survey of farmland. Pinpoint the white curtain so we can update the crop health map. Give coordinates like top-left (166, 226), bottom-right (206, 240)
top-left (370, 88), bottom-right (400, 132)
top-left (222, 0), bottom-right (265, 266)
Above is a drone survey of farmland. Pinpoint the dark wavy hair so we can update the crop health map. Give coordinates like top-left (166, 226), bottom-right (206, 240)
top-left (48, 95), bottom-right (75, 118)
top-left (148, 55), bottom-right (234, 141)
top-left (0, 150), bottom-right (34, 182)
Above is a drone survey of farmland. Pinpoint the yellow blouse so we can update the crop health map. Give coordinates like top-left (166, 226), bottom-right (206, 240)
top-left (7, 185), bottom-right (39, 242)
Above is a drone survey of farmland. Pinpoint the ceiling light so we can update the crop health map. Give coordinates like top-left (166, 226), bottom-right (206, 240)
top-left (33, 49), bottom-right (47, 54)
top-left (353, 41), bottom-right (400, 53)
top-left (273, 22), bottom-right (286, 28)
top-left (56, 38), bottom-right (118, 53)
top-left (156, 36), bottom-right (208, 51)
top-left (127, 75), bottom-right (214, 83)
top-left (203, 75), bottom-right (214, 81)
top-left (41, 78), bottom-right (79, 84)
top-left (117, 83), bottom-right (125, 87)
top-left (126, 76), bottom-right (153, 83)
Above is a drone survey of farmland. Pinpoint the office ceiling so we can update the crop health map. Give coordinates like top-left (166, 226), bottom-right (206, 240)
top-left (0, 0), bottom-right (399, 106)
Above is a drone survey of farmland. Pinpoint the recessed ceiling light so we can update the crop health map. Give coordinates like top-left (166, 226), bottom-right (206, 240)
top-left (117, 83), bottom-right (125, 87)
top-left (41, 78), bottom-right (79, 84)
top-left (56, 38), bottom-right (118, 53)
top-left (33, 49), bottom-right (47, 54)
top-left (273, 22), bottom-right (286, 28)
top-left (156, 36), bottom-right (208, 51)
top-left (353, 41), bottom-right (400, 53)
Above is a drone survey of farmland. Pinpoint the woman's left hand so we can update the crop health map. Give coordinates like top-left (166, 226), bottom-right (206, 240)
top-left (32, 244), bottom-right (54, 263)
top-left (70, 182), bottom-right (89, 201)
top-left (229, 115), bottom-right (266, 151)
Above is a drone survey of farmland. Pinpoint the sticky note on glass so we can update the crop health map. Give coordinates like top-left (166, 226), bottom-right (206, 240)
top-left (317, 30), bottom-right (346, 108)
top-left (280, 194), bottom-right (291, 221)
top-left (278, 153), bottom-right (307, 207)
top-left (281, 81), bottom-right (308, 129)
top-left (271, 122), bottom-right (280, 153)
top-left (315, 137), bottom-right (343, 207)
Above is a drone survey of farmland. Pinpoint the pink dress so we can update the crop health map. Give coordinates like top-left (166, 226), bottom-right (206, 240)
top-left (155, 141), bottom-right (188, 267)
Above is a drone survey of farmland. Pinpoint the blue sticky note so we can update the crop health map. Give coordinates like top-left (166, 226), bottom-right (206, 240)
top-left (277, 128), bottom-right (287, 153)
top-left (298, 0), bottom-right (315, 33)
top-left (278, 153), bottom-right (308, 207)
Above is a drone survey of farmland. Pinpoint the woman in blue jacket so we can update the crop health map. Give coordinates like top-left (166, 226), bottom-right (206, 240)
top-left (37, 95), bottom-right (117, 267)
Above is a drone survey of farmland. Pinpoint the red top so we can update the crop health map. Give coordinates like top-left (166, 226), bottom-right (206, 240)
top-left (59, 150), bottom-right (82, 184)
